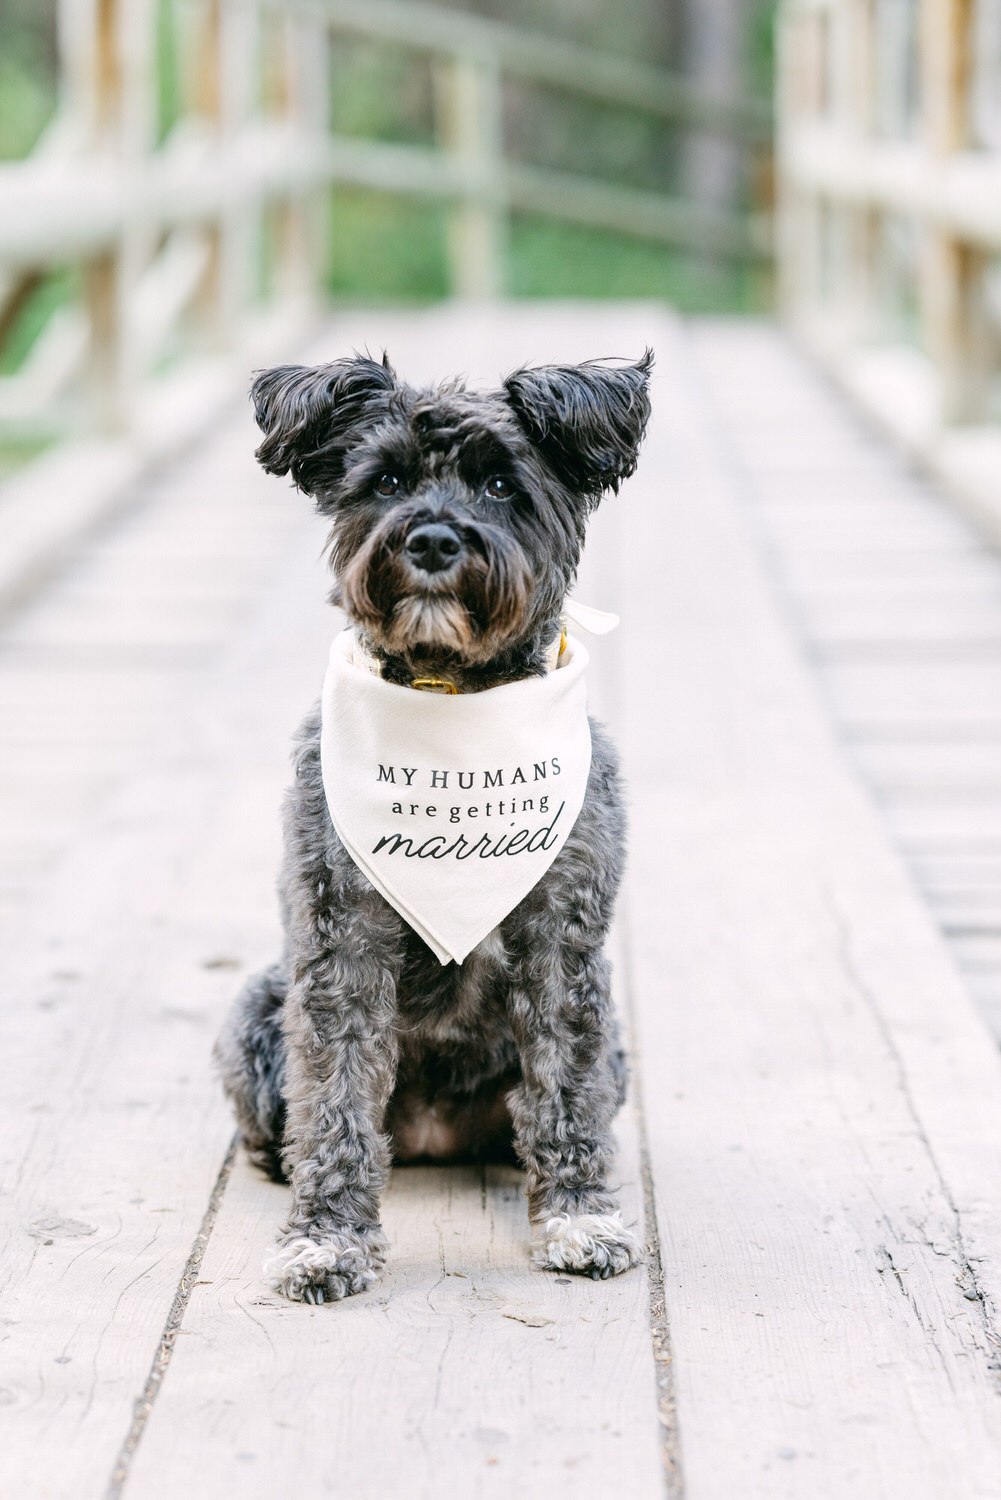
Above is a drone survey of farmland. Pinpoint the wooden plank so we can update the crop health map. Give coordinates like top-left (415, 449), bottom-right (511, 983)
top-left (784, 547), bottom-right (1001, 587)
top-left (755, 497), bottom-right (976, 552)
top-left (796, 594), bottom-right (1001, 651)
top-left (691, 317), bottom-right (1001, 1062)
top-left (878, 796), bottom-right (1001, 852)
top-left (0, 433), bottom-right (334, 1499)
top-left (0, 418), bottom-right (307, 931)
top-left (621, 313), bottom-right (1001, 1498)
top-left (911, 851), bottom-right (1001, 891)
top-left (124, 1058), bottom-right (662, 1500)
top-left (848, 740), bottom-right (1001, 794)
top-left (821, 660), bottom-right (1001, 731)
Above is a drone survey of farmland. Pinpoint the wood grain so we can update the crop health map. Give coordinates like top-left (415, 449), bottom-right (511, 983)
top-left (621, 315), bottom-right (1001, 1499)
top-left (0, 428), bottom-right (332, 1499)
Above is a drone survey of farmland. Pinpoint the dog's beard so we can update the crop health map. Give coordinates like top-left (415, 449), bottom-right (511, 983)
top-left (385, 595), bottom-right (472, 653)
top-left (335, 507), bottom-right (534, 662)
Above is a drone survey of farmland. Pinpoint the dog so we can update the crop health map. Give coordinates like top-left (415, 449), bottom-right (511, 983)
top-left (214, 348), bottom-right (653, 1303)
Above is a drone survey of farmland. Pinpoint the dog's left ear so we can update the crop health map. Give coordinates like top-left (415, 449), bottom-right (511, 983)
top-left (503, 350), bottom-right (653, 500)
top-left (250, 353), bottom-right (396, 500)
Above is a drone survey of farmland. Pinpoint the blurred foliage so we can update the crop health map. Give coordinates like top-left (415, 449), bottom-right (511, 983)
top-left (328, 190), bottom-right (450, 301)
top-left (748, 0), bottom-right (778, 99)
top-left (504, 85), bottom-right (683, 196)
top-left (329, 39), bottom-right (438, 145)
top-left (0, 0), bottom-right (57, 159)
top-left (508, 217), bottom-right (760, 309)
top-left (0, 435), bottom-right (52, 480)
top-left (155, 0), bottom-right (184, 144)
top-left (326, 192), bottom-right (760, 311)
top-left (430, 0), bottom-right (681, 68)
top-left (0, 271), bottom-right (75, 374)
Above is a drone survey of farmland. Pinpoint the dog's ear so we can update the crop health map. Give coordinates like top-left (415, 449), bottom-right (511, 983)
top-left (503, 350), bottom-right (653, 500)
top-left (251, 354), bottom-right (396, 499)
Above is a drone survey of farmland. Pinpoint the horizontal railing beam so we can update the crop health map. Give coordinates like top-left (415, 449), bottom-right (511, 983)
top-left (0, 126), bottom-right (763, 268)
top-left (504, 162), bottom-right (766, 259)
top-left (782, 128), bottom-right (1001, 250)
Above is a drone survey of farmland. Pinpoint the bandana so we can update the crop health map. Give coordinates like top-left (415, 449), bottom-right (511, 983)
top-left (319, 629), bottom-right (594, 964)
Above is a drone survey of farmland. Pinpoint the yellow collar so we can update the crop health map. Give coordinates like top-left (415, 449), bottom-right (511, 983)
top-left (351, 624), bottom-right (568, 694)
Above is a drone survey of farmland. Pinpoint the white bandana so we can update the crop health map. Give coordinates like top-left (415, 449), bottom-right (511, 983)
top-left (319, 629), bottom-right (593, 965)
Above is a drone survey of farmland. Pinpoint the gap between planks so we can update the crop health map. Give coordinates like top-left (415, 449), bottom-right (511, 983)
top-left (106, 1138), bottom-right (238, 1500)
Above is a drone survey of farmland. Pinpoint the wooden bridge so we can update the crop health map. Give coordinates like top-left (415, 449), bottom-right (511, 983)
top-left (5, 3), bottom-right (1001, 1499)
top-left (5, 300), bottom-right (1001, 1499)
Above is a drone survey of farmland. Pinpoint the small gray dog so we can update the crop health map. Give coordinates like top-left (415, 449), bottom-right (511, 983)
top-left (215, 349), bottom-right (653, 1302)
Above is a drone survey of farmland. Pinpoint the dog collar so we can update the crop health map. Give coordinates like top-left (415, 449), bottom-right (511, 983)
top-left (349, 598), bottom-right (617, 694)
top-left (350, 625), bottom-right (566, 694)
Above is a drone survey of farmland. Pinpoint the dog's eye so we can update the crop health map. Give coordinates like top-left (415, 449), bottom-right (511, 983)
top-left (375, 473), bottom-right (400, 497)
top-left (484, 476), bottom-right (513, 501)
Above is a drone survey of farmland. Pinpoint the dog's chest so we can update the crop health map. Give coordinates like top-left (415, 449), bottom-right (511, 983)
top-left (396, 927), bottom-right (510, 1048)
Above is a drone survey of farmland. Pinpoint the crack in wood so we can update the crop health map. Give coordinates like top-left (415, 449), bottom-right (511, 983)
top-left (621, 932), bottom-right (686, 1499)
top-left (104, 1135), bottom-right (238, 1499)
top-left (831, 900), bottom-right (1001, 1380)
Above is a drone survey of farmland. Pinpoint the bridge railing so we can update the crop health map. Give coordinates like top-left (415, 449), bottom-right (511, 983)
top-left (777, 0), bottom-right (1001, 537)
top-left (0, 0), bottom-right (771, 450)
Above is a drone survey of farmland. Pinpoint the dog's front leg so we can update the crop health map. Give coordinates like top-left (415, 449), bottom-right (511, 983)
top-left (265, 954), bottom-right (399, 1304)
top-left (508, 946), bottom-right (643, 1280)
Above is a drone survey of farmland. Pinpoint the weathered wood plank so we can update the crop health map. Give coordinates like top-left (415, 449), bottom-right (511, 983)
top-left (878, 796), bottom-right (1001, 851)
top-left (124, 1077), bottom-right (662, 1500)
top-left (691, 316), bottom-right (1001, 1053)
top-left (0, 422), bottom-right (306, 931)
top-left (849, 741), bottom-right (1001, 795)
top-left (621, 314), bottom-right (1001, 1499)
top-left (755, 497), bottom-right (976, 552)
top-left (0, 449), bottom-right (333, 1499)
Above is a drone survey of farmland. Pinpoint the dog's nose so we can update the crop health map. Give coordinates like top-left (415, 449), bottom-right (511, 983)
top-left (405, 523), bottom-right (463, 573)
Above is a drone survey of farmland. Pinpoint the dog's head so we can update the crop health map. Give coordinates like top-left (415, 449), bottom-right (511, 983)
top-left (250, 351), bottom-right (652, 663)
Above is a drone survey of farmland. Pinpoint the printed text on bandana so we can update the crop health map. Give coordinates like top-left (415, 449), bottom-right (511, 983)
top-left (319, 628), bottom-right (592, 964)
top-left (372, 758), bottom-right (564, 860)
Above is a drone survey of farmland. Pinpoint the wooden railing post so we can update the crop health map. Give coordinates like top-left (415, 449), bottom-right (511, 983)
top-left (216, 0), bottom-right (261, 340)
top-left (64, 0), bottom-right (155, 434)
top-left (434, 52), bottom-right (505, 300)
top-left (270, 10), bottom-right (330, 312)
top-left (918, 0), bottom-right (980, 422)
top-left (179, 0), bottom-right (257, 352)
top-left (775, 2), bottom-right (818, 321)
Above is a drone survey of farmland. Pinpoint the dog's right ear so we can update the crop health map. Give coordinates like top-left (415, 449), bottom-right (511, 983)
top-left (504, 351), bottom-right (652, 502)
top-left (251, 354), bottom-right (396, 499)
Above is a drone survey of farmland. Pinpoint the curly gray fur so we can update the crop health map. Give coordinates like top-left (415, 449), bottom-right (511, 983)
top-left (215, 350), bottom-right (651, 1301)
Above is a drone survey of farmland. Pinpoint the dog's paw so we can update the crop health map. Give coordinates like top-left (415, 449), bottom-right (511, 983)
top-left (264, 1228), bottom-right (387, 1304)
top-left (534, 1210), bottom-right (644, 1280)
